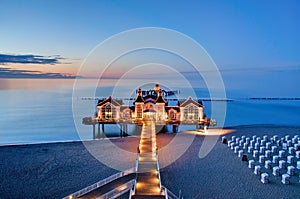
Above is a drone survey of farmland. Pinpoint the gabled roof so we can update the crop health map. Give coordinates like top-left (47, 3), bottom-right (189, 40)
top-left (120, 106), bottom-right (135, 111)
top-left (198, 100), bottom-right (203, 106)
top-left (165, 106), bottom-right (180, 112)
top-left (97, 96), bottom-right (122, 107)
top-left (144, 108), bottom-right (156, 113)
top-left (178, 97), bottom-right (203, 107)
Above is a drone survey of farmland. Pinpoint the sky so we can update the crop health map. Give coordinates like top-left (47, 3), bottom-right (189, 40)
top-left (1, 0), bottom-right (300, 96)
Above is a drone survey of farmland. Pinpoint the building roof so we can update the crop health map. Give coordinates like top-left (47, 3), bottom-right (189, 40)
top-left (97, 96), bottom-right (123, 107)
top-left (120, 106), bottom-right (134, 111)
top-left (165, 106), bottom-right (180, 112)
top-left (134, 95), bottom-right (145, 104)
top-left (144, 108), bottom-right (156, 113)
top-left (178, 97), bottom-right (203, 107)
top-left (134, 89), bottom-right (145, 104)
top-left (144, 95), bottom-right (156, 104)
top-left (156, 90), bottom-right (166, 104)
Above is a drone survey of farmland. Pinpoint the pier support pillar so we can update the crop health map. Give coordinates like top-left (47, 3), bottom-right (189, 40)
top-left (172, 125), bottom-right (178, 133)
top-left (97, 123), bottom-right (100, 138)
top-left (120, 124), bottom-right (123, 138)
top-left (120, 124), bottom-right (127, 137)
top-left (102, 123), bottom-right (105, 138)
top-left (123, 125), bottom-right (125, 137)
top-left (92, 124), bottom-right (96, 139)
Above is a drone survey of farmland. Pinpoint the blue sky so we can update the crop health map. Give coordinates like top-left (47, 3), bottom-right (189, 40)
top-left (1, 0), bottom-right (300, 95)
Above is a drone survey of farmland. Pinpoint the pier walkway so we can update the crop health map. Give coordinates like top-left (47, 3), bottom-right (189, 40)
top-left (78, 173), bottom-right (135, 199)
top-left (64, 121), bottom-right (180, 199)
top-left (63, 168), bottom-right (136, 199)
top-left (131, 121), bottom-right (165, 199)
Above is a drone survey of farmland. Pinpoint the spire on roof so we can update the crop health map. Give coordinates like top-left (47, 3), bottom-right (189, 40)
top-left (154, 83), bottom-right (160, 92)
top-left (134, 88), bottom-right (145, 104)
top-left (156, 89), bottom-right (166, 104)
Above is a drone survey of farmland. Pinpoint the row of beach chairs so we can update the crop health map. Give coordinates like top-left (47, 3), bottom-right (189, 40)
top-left (222, 134), bottom-right (300, 184)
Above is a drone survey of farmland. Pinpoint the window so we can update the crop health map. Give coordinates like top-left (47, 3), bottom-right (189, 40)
top-left (101, 104), bottom-right (116, 119)
top-left (169, 110), bottom-right (176, 120)
top-left (123, 109), bottom-right (131, 120)
top-left (144, 103), bottom-right (154, 111)
top-left (184, 105), bottom-right (198, 121)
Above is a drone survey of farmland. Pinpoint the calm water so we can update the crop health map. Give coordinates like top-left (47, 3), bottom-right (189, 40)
top-left (0, 78), bottom-right (300, 145)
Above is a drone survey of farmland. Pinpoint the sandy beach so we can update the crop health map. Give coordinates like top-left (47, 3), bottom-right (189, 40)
top-left (0, 125), bottom-right (299, 199)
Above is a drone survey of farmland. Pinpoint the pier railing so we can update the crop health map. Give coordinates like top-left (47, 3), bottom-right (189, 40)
top-left (96, 179), bottom-right (135, 199)
top-left (83, 116), bottom-right (215, 127)
top-left (161, 186), bottom-right (181, 199)
top-left (63, 167), bottom-right (136, 199)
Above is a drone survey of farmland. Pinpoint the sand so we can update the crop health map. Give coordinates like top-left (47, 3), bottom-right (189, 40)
top-left (0, 137), bottom-right (139, 199)
top-left (0, 125), bottom-right (299, 199)
top-left (160, 125), bottom-right (300, 198)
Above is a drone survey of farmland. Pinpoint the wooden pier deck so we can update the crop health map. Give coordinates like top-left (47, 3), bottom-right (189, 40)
top-left (64, 122), bottom-right (180, 199)
top-left (132, 121), bottom-right (165, 199)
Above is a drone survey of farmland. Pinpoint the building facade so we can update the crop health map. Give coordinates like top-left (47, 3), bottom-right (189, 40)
top-left (96, 84), bottom-right (207, 125)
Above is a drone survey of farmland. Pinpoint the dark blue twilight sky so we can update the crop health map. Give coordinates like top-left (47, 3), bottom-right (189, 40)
top-left (0, 0), bottom-right (299, 96)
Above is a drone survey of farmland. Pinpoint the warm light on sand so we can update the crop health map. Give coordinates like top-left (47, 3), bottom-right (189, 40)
top-left (184, 128), bottom-right (236, 136)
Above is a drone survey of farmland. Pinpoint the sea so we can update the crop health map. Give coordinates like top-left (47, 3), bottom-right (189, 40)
top-left (0, 78), bottom-right (299, 146)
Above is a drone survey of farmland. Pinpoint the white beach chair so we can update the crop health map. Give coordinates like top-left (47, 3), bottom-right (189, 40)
top-left (265, 150), bottom-right (271, 158)
top-left (260, 146), bottom-right (266, 154)
top-left (272, 155), bottom-right (279, 164)
top-left (261, 173), bottom-right (269, 184)
top-left (281, 174), bottom-right (290, 185)
top-left (279, 150), bottom-right (285, 158)
top-left (253, 150), bottom-right (259, 158)
top-left (265, 160), bottom-right (272, 169)
top-left (287, 166), bottom-right (295, 176)
top-left (266, 142), bottom-right (271, 150)
top-left (279, 160), bottom-right (286, 169)
top-left (271, 146), bottom-right (278, 154)
top-left (248, 160), bottom-right (255, 169)
top-left (272, 166), bottom-right (280, 176)
top-left (259, 155), bottom-right (265, 163)
top-left (287, 155), bottom-right (294, 164)
top-left (254, 165), bottom-right (261, 175)
top-left (238, 150), bottom-right (244, 157)
top-left (248, 146), bottom-right (253, 154)
top-left (296, 161), bottom-right (300, 169)
top-left (296, 151), bottom-right (300, 159)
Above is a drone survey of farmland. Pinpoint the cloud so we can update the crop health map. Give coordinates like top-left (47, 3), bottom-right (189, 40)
top-left (0, 67), bottom-right (79, 78)
top-left (0, 53), bottom-right (63, 65)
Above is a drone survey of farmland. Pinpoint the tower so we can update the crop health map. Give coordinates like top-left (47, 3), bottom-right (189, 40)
top-left (155, 89), bottom-right (166, 121)
top-left (134, 89), bottom-right (144, 119)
